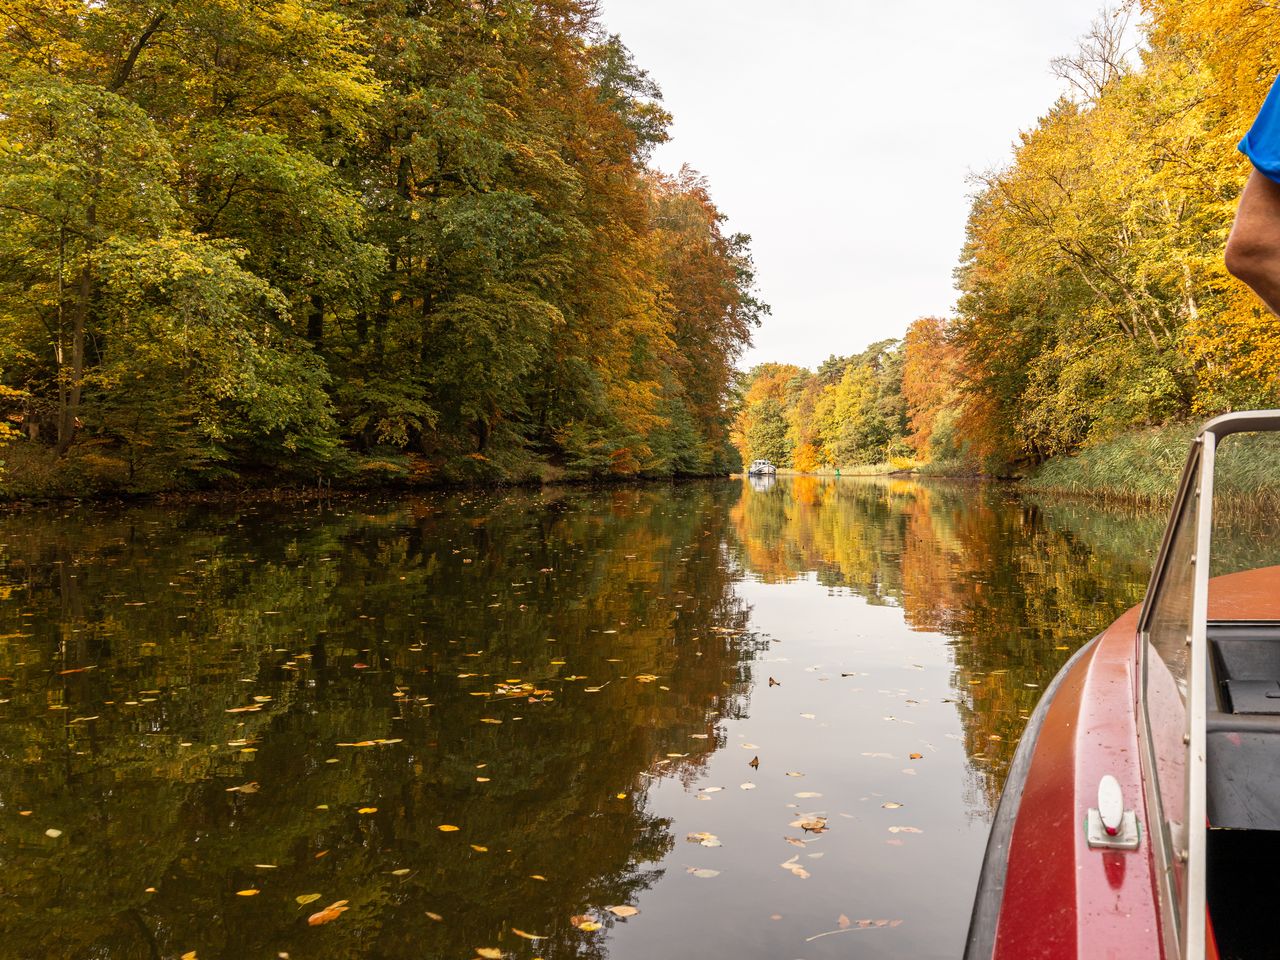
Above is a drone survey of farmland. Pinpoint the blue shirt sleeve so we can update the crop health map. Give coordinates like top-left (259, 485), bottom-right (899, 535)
top-left (1240, 75), bottom-right (1280, 184)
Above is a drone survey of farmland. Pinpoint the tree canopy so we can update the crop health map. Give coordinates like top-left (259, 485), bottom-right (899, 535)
top-left (0, 0), bottom-right (765, 492)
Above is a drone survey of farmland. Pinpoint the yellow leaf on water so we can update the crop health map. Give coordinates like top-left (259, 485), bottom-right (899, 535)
top-left (607, 905), bottom-right (639, 918)
top-left (236, 889), bottom-right (259, 897)
top-left (470, 844), bottom-right (488, 852)
top-left (358, 807), bottom-right (378, 814)
top-left (308, 901), bottom-right (349, 926)
top-left (391, 869), bottom-right (411, 876)
top-left (530, 874), bottom-right (546, 881)
top-left (438, 824), bottom-right (460, 832)
top-left (296, 894), bottom-right (322, 906)
top-left (425, 911), bottom-right (443, 921)
top-left (181, 952), bottom-right (197, 960)
top-left (44, 828), bottom-right (62, 838)
top-left (476, 949), bottom-right (502, 959)
top-left (511, 928), bottom-right (544, 939)
top-left (570, 916), bottom-right (601, 931)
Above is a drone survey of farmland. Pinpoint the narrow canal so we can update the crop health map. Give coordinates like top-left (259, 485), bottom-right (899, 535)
top-left (0, 478), bottom-right (1170, 959)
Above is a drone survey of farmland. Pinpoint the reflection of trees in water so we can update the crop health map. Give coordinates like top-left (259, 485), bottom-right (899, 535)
top-left (0, 485), bottom-right (762, 959)
top-left (728, 477), bottom-right (1159, 812)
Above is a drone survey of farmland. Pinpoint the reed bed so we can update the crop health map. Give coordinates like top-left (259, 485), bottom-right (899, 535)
top-left (1023, 423), bottom-right (1280, 515)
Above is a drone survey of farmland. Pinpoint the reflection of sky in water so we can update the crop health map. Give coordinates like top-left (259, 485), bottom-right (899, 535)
top-left (608, 578), bottom-right (988, 960)
top-left (0, 477), bottom-right (1175, 959)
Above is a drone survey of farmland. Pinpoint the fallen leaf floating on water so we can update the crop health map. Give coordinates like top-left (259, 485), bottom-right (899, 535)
top-left (785, 771), bottom-right (804, 778)
top-left (909, 753), bottom-right (924, 760)
top-left (45, 828), bottom-right (62, 838)
top-left (308, 900), bottom-right (349, 926)
top-left (888, 826), bottom-right (923, 834)
top-left (236, 889), bottom-right (259, 897)
top-left (226, 782), bottom-right (259, 794)
top-left (686, 867), bottom-right (720, 879)
top-left (475, 950), bottom-right (502, 959)
top-left (795, 792), bottom-right (822, 799)
top-left (779, 856), bottom-right (811, 880)
top-left (606, 905), bottom-right (639, 918)
top-left (296, 894), bottom-right (322, 906)
top-left (799, 713), bottom-right (816, 720)
top-left (391, 869), bottom-right (411, 876)
top-left (740, 782), bottom-right (756, 790)
top-left (438, 824), bottom-right (460, 832)
top-left (791, 817), bottom-right (828, 833)
top-left (358, 807), bottom-right (377, 815)
top-left (570, 915), bottom-right (602, 931)
top-left (749, 756), bottom-right (760, 769)
top-left (784, 836), bottom-right (807, 847)
top-left (425, 911), bottom-right (444, 921)
top-left (470, 844), bottom-right (488, 852)
top-left (699, 786), bottom-right (722, 794)
top-left (881, 801), bottom-right (903, 809)
top-left (839, 914), bottom-right (851, 929)
top-left (685, 832), bottom-right (720, 847)
top-left (768, 677), bottom-right (780, 687)
top-left (510, 929), bottom-right (545, 940)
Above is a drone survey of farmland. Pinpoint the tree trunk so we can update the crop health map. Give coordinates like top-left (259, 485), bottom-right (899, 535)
top-left (307, 294), bottom-right (325, 348)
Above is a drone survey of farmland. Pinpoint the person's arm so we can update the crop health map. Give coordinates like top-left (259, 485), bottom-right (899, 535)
top-left (1226, 170), bottom-right (1280, 315)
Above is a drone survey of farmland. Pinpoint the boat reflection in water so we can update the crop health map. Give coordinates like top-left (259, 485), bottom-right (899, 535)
top-left (966, 411), bottom-right (1280, 960)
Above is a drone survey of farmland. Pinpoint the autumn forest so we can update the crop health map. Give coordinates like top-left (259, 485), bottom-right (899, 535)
top-left (733, 1), bottom-right (1280, 478)
top-left (0, 0), bottom-right (766, 494)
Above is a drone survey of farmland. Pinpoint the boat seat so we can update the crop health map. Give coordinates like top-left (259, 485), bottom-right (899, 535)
top-left (1207, 625), bottom-right (1280, 830)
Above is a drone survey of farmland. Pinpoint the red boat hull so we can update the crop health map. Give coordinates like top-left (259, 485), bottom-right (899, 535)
top-left (967, 568), bottom-right (1280, 959)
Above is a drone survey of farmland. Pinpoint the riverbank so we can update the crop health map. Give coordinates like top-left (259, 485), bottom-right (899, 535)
top-left (1020, 421), bottom-right (1280, 508)
top-left (0, 441), bottom-right (735, 505)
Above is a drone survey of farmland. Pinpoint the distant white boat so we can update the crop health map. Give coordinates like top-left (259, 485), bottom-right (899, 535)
top-left (747, 459), bottom-right (777, 476)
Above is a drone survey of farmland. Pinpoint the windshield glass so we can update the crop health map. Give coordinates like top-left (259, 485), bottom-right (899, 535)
top-left (1142, 445), bottom-right (1200, 948)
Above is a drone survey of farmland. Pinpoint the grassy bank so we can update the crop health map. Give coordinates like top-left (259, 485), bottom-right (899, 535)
top-left (0, 441), bottom-right (732, 503)
top-left (1021, 422), bottom-right (1280, 507)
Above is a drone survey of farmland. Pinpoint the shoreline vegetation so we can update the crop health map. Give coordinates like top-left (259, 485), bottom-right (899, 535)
top-left (6, 3), bottom-right (1280, 509)
top-left (732, 5), bottom-right (1280, 501)
top-left (0, 1), bottom-right (765, 499)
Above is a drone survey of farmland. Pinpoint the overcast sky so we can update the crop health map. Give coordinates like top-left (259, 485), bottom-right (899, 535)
top-left (596, 0), bottom-right (1126, 370)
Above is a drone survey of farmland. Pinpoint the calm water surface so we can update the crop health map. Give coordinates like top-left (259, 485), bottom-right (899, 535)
top-left (0, 477), bottom-right (1170, 959)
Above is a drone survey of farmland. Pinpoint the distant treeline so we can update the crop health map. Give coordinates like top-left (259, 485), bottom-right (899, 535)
top-left (735, 1), bottom-right (1280, 474)
top-left (0, 0), bottom-right (766, 494)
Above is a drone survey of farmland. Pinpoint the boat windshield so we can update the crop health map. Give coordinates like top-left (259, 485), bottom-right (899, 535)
top-left (1140, 441), bottom-right (1202, 955)
top-left (1139, 412), bottom-right (1280, 960)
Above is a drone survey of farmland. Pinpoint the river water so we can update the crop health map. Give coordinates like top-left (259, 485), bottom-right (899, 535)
top-left (0, 477), bottom-right (1170, 959)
